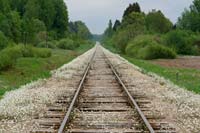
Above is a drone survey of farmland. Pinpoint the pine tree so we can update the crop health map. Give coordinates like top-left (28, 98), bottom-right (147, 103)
top-left (113, 20), bottom-right (121, 31)
top-left (123, 2), bottom-right (141, 18)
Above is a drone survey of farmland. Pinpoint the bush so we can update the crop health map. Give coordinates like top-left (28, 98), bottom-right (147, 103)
top-left (0, 31), bottom-right (9, 50)
top-left (164, 30), bottom-right (198, 55)
top-left (139, 44), bottom-right (176, 59)
top-left (32, 47), bottom-right (52, 58)
top-left (21, 45), bottom-right (51, 58)
top-left (37, 41), bottom-right (56, 49)
top-left (0, 46), bottom-right (22, 70)
top-left (145, 10), bottom-right (173, 33)
top-left (113, 21), bottom-right (146, 53)
top-left (112, 30), bottom-right (129, 53)
top-left (126, 35), bottom-right (176, 59)
top-left (57, 38), bottom-right (79, 50)
top-left (0, 45), bottom-right (52, 70)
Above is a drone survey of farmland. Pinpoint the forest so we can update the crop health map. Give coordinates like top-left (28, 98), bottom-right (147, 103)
top-left (103, 0), bottom-right (200, 60)
top-left (0, 0), bottom-right (93, 96)
top-left (0, 0), bottom-right (92, 70)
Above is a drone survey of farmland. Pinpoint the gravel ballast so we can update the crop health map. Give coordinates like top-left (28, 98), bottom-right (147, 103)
top-left (0, 47), bottom-right (95, 132)
top-left (0, 46), bottom-right (199, 132)
top-left (102, 47), bottom-right (200, 133)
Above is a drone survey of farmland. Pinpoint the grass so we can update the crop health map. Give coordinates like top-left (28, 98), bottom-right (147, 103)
top-left (0, 43), bottom-right (93, 97)
top-left (123, 56), bottom-right (200, 94)
top-left (103, 43), bottom-right (200, 94)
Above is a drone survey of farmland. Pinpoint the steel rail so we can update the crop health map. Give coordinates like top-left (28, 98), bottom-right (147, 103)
top-left (58, 46), bottom-right (97, 133)
top-left (102, 48), bottom-right (155, 133)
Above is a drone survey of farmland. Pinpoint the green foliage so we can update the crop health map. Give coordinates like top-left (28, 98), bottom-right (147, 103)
top-left (113, 20), bottom-right (121, 31)
top-left (103, 20), bottom-right (113, 38)
top-left (69, 21), bottom-right (91, 40)
top-left (0, 45), bottom-right (51, 70)
top-left (52, 0), bottom-right (68, 38)
top-left (112, 12), bottom-right (146, 53)
top-left (112, 30), bottom-right (129, 53)
top-left (124, 56), bottom-right (200, 94)
top-left (8, 0), bottom-right (28, 16)
top-left (57, 38), bottom-right (79, 50)
top-left (0, 0), bottom-right (70, 45)
top-left (37, 41), bottom-right (56, 49)
top-left (33, 48), bottom-right (52, 58)
top-left (22, 18), bottom-right (46, 44)
top-left (177, 0), bottom-right (200, 32)
top-left (0, 43), bottom-right (93, 97)
top-left (126, 35), bottom-right (176, 59)
top-left (164, 30), bottom-right (199, 55)
top-left (146, 10), bottom-right (173, 33)
top-left (123, 2), bottom-right (141, 18)
top-left (0, 11), bottom-right (22, 43)
top-left (0, 0), bottom-right (10, 13)
top-left (0, 31), bottom-right (9, 50)
top-left (103, 39), bottom-right (200, 93)
top-left (25, 0), bottom-right (55, 30)
top-left (20, 45), bottom-right (52, 58)
top-left (121, 12), bottom-right (145, 28)
top-left (35, 31), bottom-right (48, 44)
top-left (0, 46), bottom-right (22, 70)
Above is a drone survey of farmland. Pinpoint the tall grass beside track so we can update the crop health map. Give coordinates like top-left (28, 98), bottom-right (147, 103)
top-left (103, 43), bottom-right (200, 94)
top-left (0, 43), bottom-right (93, 98)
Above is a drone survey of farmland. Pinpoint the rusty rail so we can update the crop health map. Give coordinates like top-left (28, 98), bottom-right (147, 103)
top-left (58, 45), bottom-right (155, 133)
top-left (58, 46), bottom-right (96, 133)
top-left (103, 49), bottom-right (155, 133)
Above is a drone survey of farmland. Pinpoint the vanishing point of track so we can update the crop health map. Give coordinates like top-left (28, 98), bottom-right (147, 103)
top-left (32, 45), bottom-right (176, 133)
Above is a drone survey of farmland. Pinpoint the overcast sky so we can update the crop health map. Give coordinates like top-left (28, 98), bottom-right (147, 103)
top-left (64, 0), bottom-right (193, 34)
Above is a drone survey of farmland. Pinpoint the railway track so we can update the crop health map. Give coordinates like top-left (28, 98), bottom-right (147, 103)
top-left (32, 45), bottom-right (176, 133)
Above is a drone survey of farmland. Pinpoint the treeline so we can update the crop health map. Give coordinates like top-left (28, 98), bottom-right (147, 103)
top-left (103, 1), bottom-right (200, 60)
top-left (0, 0), bottom-right (92, 70)
top-left (0, 0), bottom-right (92, 49)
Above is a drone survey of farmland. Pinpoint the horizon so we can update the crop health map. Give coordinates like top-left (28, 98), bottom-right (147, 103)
top-left (65, 0), bottom-right (193, 34)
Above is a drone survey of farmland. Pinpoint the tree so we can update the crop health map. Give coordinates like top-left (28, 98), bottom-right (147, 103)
top-left (0, 13), bottom-right (12, 39)
top-left (69, 21), bottom-right (91, 40)
top-left (24, 0), bottom-right (68, 39)
top-left (25, 0), bottom-right (56, 30)
top-left (165, 30), bottom-right (196, 55)
top-left (8, 11), bottom-right (22, 43)
top-left (122, 12), bottom-right (145, 28)
top-left (113, 20), bottom-right (121, 31)
top-left (123, 2), bottom-right (141, 18)
top-left (52, 0), bottom-right (68, 38)
top-left (0, 11), bottom-right (22, 43)
top-left (145, 10), bottom-right (173, 33)
top-left (113, 12), bottom-right (146, 53)
top-left (8, 0), bottom-right (28, 16)
top-left (0, 0), bottom-right (10, 13)
top-left (104, 20), bottom-right (113, 38)
top-left (22, 18), bottom-right (46, 44)
top-left (177, 0), bottom-right (200, 32)
top-left (0, 31), bottom-right (9, 50)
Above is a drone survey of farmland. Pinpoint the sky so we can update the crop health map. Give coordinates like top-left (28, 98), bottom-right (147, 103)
top-left (64, 0), bottom-right (193, 34)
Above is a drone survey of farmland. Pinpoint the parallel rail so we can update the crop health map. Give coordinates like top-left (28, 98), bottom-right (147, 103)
top-left (32, 45), bottom-right (175, 133)
top-left (58, 46), bottom-right (156, 133)
top-left (58, 46), bottom-right (97, 133)
top-left (103, 51), bottom-right (155, 133)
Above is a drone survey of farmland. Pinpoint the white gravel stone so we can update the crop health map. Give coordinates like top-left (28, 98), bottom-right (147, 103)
top-left (102, 46), bottom-right (200, 133)
top-left (0, 47), bottom-right (95, 132)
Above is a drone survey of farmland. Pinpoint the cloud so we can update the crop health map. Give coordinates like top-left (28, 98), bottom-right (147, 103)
top-left (65, 0), bottom-right (193, 34)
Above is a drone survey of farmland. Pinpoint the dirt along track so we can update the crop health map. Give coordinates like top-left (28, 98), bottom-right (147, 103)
top-left (152, 56), bottom-right (200, 69)
top-left (32, 44), bottom-right (176, 133)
